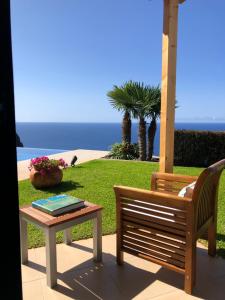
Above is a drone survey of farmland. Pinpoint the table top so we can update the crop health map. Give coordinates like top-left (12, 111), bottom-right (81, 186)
top-left (20, 201), bottom-right (102, 227)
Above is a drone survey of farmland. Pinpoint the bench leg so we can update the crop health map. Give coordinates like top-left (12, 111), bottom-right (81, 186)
top-left (20, 217), bottom-right (28, 264)
top-left (208, 221), bottom-right (217, 257)
top-left (45, 228), bottom-right (57, 288)
top-left (63, 228), bottom-right (72, 245)
top-left (116, 232), bottom-right (124, 265)
top-left (184, 244), bottom-right (196, 294)
top-left (93, 211), bottom-right (102, 262)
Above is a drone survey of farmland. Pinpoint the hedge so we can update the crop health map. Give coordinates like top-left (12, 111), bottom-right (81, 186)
top-left (174, 130), bottom-right (225, 167)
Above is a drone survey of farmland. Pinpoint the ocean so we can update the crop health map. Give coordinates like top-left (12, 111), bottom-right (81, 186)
top-left (16, 122), bottom-right (225, 156)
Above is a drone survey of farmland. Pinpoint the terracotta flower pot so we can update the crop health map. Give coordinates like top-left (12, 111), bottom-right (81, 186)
top-left (29, 167), bottom-right (63, 189)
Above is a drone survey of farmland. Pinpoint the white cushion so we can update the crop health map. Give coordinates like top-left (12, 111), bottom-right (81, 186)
top-left (178, 181), bottom-right (196, 197)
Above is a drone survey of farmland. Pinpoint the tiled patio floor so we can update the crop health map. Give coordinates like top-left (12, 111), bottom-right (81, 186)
top-left (21, 234), bottom-right (225, 300)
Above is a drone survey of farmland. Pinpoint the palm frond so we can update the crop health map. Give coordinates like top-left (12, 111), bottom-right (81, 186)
top-left (107, 84), bottom-right (132, 112)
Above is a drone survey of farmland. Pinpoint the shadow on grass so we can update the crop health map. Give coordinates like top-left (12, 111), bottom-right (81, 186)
top-left (217, 248), bottom-right (225, 259)
top-left (70, 165), bottom-right (84, 169)
top-left (217, 233), bottom-right (225, 242)
top-left (39, 180), bottom-right (83, 193)
top-left (217, 234), bottom-right (225, 259)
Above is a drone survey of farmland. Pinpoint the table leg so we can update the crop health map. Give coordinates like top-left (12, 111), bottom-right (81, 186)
top-left (63, 228), bottom-right (72, 245)
top-left (93, 211), bottom-right (102, 262)
top-left (20, 216), bottom-right (28, 264)
top-left (45, 228), bottom-right (57, 288)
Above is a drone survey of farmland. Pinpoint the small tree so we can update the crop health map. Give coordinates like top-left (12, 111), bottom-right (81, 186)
top-left (107, 84), bottom-right (133, 144)
top-left (125, 81), bottom-right (148, 161)
top-left (145, 86), bottom-right (161, 161)
top-left (108, 81), bottom-right (164, 162)
top-left (145, 87), bottom-right (177, 161)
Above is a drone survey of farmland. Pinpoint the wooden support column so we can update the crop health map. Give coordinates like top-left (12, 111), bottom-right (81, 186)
top-left (159, 0), bottom-right (181, 173)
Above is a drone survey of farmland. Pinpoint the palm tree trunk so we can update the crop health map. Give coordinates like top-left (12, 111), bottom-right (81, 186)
top-left (122, 111), bottom-right (131, 144)
top-left (138, 116), bottom-right (146, 161)
top-left (147, 117), bottom-right (157, 161)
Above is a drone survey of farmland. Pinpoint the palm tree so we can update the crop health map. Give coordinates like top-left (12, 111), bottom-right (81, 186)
top-left (107, 84), bottom-right (133, 144)
top-left (144, 86), bottom-right (161, 161)
top-left (145, 86), bottom-right (177, 161)
top-left (108, 81), bottom-right (161, 161)
top-left (125, 81), bottom-right (148, 161)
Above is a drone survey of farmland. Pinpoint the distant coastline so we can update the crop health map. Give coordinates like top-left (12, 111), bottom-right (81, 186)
top-left (16, 122), bottom-right (225, 156)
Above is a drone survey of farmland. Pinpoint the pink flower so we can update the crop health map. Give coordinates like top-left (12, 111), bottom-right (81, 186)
top-left (29, 156), bottom-right (68, 173)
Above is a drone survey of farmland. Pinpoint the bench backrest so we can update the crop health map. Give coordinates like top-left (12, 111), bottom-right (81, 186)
top-left (192, 159), bottom-right (225, 231)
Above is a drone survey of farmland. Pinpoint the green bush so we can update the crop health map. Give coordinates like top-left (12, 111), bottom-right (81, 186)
top-left (174, 130), bottom-right (225, 167)
top-left (109, 142), bottom-right (139, 160)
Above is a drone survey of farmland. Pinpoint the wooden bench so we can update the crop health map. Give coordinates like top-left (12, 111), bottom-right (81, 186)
top-left (114, 159), bottom-right (225, 294)
top-left (20, 201), bottom-right (103, 288)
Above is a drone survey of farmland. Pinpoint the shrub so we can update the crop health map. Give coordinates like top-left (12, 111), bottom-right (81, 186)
top-left (174, 130), bottom-right (225, 167)
top-left (109, 142), bottom-right (139, 160)
top-left (29, 156), bottom-right (68, 175)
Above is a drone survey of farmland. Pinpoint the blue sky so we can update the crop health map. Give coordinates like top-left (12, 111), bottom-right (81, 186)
top-left (11, 0), bottom-right (225, 123)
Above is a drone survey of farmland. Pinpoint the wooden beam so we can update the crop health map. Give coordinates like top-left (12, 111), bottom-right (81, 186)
top-left (159, 0), bottom-right (179, 173)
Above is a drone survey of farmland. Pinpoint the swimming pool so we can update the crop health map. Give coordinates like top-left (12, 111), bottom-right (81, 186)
top-left (17, 147), bottom-right (67, 162)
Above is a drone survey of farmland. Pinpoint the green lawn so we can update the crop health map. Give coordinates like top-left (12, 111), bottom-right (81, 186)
top-left (18, 159), bottom-right (225, 258)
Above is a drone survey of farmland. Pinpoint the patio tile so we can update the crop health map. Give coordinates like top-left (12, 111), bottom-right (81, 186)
top-left (39, 263), bottom-right (123, 300)
top-left (150, 290), bottom-right (201, 300)
top-left (193, 274), bottom-right (225, 300)
top-left (22, 262), bottom-right (46, 283)
top-left (110, 263), bottom-right (183, 299)
top-left (195, 247), bottom-right (225, 279)
top-left (22, 234), bottom-right (225, 300)
top-left (22, 280), bottom-right (44, 300)
top-left (22, 248), bottom-right (46, 283)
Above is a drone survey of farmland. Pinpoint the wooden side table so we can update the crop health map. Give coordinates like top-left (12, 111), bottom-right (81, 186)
top-left (19, 201), bottom-right (103, 288)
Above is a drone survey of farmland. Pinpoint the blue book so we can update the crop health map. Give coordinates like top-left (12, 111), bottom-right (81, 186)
top-left (32, 194), bottom-right (85, 216)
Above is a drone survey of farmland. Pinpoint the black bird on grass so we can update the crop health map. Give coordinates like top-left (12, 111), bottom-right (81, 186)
top-left (71, 155), bottom-right (78, 167)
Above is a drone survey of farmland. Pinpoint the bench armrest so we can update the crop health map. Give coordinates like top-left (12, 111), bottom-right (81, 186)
top-left (114, 185), bottom-right (192, 210)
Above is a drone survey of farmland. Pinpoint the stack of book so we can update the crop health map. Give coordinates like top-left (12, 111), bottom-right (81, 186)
top-left (32, 194), bottom-right (85, 216)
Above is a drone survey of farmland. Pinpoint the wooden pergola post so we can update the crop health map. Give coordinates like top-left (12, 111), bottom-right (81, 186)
top-left (159, 0), bottom-right (185, 173)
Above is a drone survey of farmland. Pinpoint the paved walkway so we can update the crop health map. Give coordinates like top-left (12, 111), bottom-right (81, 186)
top-left (17, 149), bottom-right (109, 181)
top-left (21, 234), bottom-right (225, 300)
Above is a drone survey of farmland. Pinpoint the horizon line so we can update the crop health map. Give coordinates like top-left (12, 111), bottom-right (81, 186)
top-left (15, 120), bottom-right (225, 124)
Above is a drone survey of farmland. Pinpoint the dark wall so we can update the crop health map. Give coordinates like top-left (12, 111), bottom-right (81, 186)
top-left (174, 130), bottom-right (225, 167)
top-left (0, 1), bottom-right (22, 297)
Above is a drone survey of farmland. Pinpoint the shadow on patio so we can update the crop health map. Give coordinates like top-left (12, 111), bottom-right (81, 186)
top-left (21, 235), bottom-right (225, 300)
